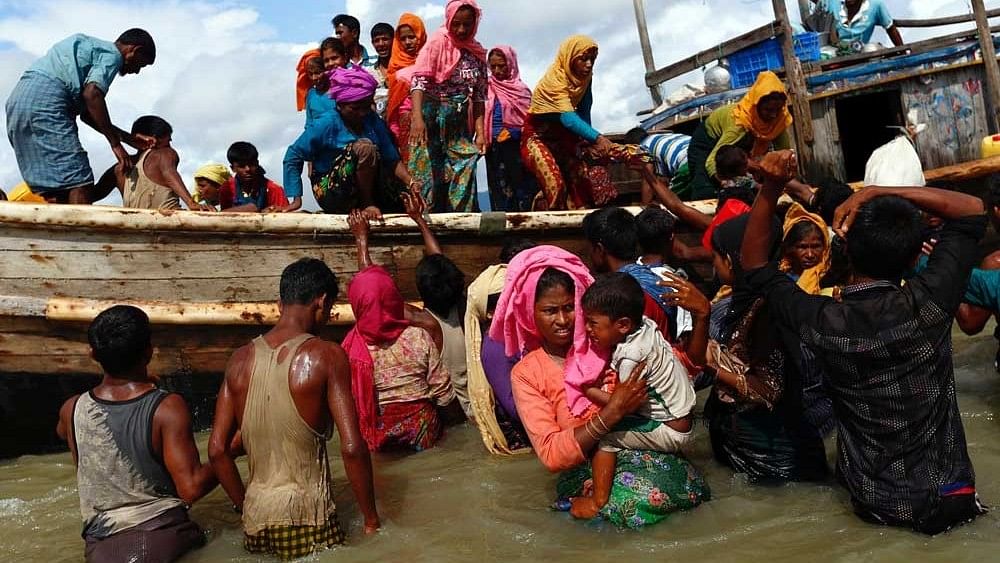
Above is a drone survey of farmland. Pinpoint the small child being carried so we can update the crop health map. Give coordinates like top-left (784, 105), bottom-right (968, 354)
top-left (570, 272), bottom-right (697, 519)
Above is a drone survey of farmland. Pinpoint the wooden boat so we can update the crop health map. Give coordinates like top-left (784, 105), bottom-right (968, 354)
top-left (2, 152), bottom-right (998, 383)
top-left (0, 199), bottom-right (725, 381)
top-left (633, 0), bottom-right (1000, 182)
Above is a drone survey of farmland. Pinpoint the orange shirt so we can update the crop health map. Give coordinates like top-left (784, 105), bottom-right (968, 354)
top-left (510, 349), bottom-right (587, 472)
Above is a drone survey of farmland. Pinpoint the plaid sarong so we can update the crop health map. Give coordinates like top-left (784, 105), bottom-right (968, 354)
top-left (5, 71), bottom-right (93, 193)
top-left (244, 513), bottom-right (345, 561)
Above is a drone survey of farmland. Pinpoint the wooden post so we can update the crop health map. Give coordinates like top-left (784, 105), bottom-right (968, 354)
top-left (632, 0), bottom-right (663, 107)
top-left (797, 0), bottom-right (812, 23)
top-left (973, 0), bottom-right (1000, 133)
top-left (772, 0), bottom-right (815, 171)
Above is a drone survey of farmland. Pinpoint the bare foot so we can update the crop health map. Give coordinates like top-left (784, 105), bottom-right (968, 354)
top-left (569, 496), bottom-right (601, 519)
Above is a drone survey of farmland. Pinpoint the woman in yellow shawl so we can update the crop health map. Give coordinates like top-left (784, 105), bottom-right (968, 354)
top-left (687, 71), bottom-right (793, 200)
top-left (521, 36), bottom-right (650, 211)
top-left (779, 202), bottom-right (830, 295)
top-left (465, 264), bottom-right (531, 455)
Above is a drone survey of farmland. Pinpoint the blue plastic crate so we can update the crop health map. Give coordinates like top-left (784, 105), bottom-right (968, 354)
top-left (728, 32), bottom-right (822, 88)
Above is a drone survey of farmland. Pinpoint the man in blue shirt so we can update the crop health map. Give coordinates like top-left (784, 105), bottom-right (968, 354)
top-left (5, 29), bottom-right (156, 204)
top-left (283, 66), bottom-right (420, 218)
top-left (333, 14), bottom-right (376, 68)
top-left (816, 0), bottom-right (904, 47)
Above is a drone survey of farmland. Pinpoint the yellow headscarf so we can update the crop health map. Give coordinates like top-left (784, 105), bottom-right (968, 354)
top-left (464, 265), bottom-right (531, 456)
top-left (193, 163), bottom-right (231, 186)
top-left (732, 71), bottom-right (793, 157)
top-left (529, 35), bottom-right (598, 115)
top-left (779, 202), bottom-right (830, 295)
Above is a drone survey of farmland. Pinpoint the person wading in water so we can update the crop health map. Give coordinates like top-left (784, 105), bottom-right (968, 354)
top-left (56, 305), bottom-right (218, 563)
top-left (209, 258), bottom-right (380, 560)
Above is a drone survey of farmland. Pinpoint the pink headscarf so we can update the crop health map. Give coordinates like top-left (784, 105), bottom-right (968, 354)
top-left (398, 0), bottom-right (487, 85)
top-left (342, 266), bottom-right (410, 449)
top-left (327, 66), bottom-right (379, 103)
top-left (485, 45), bottom-right (532, 144)
top-left (488, 245), bottom-right (608, 417)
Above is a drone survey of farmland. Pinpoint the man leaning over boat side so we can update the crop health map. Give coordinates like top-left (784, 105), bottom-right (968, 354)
top-left (5, 29), bottom-right (157, 204)
top-left (56, 305), bottom-right (218, 563)
top-left (208, 258), bottom-right (380, 560)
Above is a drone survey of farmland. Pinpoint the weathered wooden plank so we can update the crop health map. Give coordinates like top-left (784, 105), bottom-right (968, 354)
top-left (894, 8), bottom-right (1000, 28)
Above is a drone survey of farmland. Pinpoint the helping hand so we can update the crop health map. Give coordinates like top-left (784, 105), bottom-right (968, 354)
top-left (112, 143), bottom-right (132, 175)
top-left (658, 272), bottom-right (710, 319)
top-left (348, 209), bottom-right (371, 241)
top-left (401, 186), bottom-right (428, 224)
top-left (605, 360), bottom-right (648, 418)
top-left (749, 150), bottom-right (797, 189)
top-left (832, 187), bottom-right (879, 239)
top-left (361, 206), bottom-right (383, 222)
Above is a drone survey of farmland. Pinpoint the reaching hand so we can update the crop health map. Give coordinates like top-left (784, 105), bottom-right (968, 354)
top-left (832, 187), bottom-right (879, 239)
top-left (112, 143), bottom-right (132, 175)
top-left (402, 186), bottom-right (428, 224)
top-left (749, 150), bottom-right (797, 190)
top-left (658, 272), bottom-right (710, 319)
top-left (193, 202), bottom-right (217, 212)
top-left (361, 206), bottom-right (383, 222)
top-left (348, 209), bottom-right (370, 241)
top-left (593, 135), bottom-right (614, 157)
top-left (605, 360), bottom-right (648, 418)
top-left (133, 133), bottom-right (157, 151)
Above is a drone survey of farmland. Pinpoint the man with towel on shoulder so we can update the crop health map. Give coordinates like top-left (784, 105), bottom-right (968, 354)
top-left (283, 66), bottom-right (422, 218)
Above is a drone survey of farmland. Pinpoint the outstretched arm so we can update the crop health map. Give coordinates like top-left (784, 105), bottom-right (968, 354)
top-left (156, 149), bottom-right (213, 211)
top-left (638, 164), bottom-right (712, 231)
top-left (326, 345), bottom-right (380, 534)
top-left (349, 210), bottom-right (374, 269)
top-left (742, 151), bottom-right (797, 271)
top-left (833, 186), bottom-right (985, 238)
top-left (158, 394), bottom-right (218, 505)
top-left (402, 188), bottom-right (442, 256)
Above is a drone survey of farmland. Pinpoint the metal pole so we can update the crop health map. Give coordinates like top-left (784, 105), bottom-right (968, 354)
top-left (797, 0), bottom-right (812, 24)
top-left (973, 0), bottom-right (1000, 133)
top-left (772, 0), bottom-right (815, 172)
top-left (632, 0), bottom-right (664, 107)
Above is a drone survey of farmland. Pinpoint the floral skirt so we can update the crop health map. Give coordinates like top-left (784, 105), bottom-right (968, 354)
top-left (372, 399), bottom-right (443, 452)
top-left (407, 95), bottom-right (479, 212)
top-left (554, 449), bottom-right (710, 529)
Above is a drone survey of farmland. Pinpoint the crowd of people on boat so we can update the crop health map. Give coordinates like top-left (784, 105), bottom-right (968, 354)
top-left (8, 0), bottom-right (1000, 561)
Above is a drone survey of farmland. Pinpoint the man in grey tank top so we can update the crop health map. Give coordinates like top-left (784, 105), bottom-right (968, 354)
top-left (56, 305), bottom-right (218, 563)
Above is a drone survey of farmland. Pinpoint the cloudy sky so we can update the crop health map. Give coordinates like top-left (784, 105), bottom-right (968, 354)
top-left (0, 0), bottom-right (993, 207)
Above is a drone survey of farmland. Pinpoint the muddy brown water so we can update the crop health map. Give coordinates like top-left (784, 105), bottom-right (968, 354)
top-left (2, 328), bottom-right (1000, 562)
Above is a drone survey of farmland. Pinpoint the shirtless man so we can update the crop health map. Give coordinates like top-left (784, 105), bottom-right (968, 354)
top-left (208, 258), bottom-right (380, 560)
top-left (56, 305), bottom-right (217, 562)
top-left (100, 115), bottom-right (211, 210)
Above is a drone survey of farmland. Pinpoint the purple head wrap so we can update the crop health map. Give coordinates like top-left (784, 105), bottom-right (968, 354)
top-left (327, 66), bottom-right (378, 103)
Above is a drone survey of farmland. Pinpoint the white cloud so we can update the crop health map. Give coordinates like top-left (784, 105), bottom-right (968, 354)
top-left (2, 0), bottom-right (999, 208)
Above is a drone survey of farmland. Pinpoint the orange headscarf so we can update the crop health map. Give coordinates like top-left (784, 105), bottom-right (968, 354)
top-left (385, 13), bottom-right (428, 125)
top-left (295, 48), bottom-right (321, 111)
top-left (732, 71), bottom-right (793, 157)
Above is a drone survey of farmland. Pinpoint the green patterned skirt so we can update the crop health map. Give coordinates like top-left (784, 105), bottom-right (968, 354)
top-left (554, 450), bottom-right (711, 529)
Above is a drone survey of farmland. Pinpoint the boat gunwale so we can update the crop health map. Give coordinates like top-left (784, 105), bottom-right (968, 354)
top-left (0, 201), bottom-right (719, 236)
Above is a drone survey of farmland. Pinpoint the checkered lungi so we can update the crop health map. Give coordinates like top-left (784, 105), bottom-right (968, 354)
top-left (5, 70), bottom-right (94, 193)
top-left (244, 512), bottom-right (345, 560)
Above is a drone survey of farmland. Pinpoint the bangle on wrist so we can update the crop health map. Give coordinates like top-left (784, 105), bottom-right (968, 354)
top-left (594, 413), bottom-right (611, 434)
top-left (584, 420), bottom-right (601, 441)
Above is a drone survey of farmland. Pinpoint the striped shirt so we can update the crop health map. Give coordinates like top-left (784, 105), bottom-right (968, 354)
top-left (640, 133), bottom-right (691, 177)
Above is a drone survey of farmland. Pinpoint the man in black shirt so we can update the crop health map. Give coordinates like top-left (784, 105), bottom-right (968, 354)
top-left (740, 151), bottom-right (988, 535)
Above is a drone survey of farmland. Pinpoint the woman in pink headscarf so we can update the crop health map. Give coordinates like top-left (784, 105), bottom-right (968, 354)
top-left (342, 259), bottom-right (458, 452)
top-left (485, 45), bottom-right (536, 212)
top-left (401, 0), bottom-right (488, 212)
top-left (495, 245), bottom-right (710, 528)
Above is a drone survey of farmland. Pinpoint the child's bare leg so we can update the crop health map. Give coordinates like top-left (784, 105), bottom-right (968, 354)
top-left (570, 449), bottom-right (616, 519)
